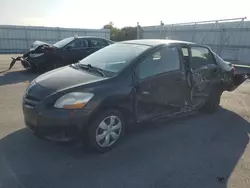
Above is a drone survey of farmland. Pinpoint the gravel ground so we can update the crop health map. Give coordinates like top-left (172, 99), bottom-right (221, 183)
top-left (1, 55), bottom-right (250, 188)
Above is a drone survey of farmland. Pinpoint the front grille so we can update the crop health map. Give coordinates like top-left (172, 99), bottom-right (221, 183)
top-left (26, 95), bottom-right (40, 102)
top-left (24, 95), bottom-right (41, 108)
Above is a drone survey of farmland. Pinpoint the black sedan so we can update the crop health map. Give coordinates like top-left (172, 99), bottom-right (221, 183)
top-left (22, 39), bottom-right (247, 153)
top-left (9, 36), bottom-right (114, 72)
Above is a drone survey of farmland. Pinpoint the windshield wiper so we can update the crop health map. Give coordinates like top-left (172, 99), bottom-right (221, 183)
top-left (78, 64), bottom-right (105, 77)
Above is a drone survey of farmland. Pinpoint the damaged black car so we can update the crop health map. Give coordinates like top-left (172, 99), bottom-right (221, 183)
top-left (9, 36), bottom-right (114, 72)
top-left (23, 39), bottom-right (247, 153)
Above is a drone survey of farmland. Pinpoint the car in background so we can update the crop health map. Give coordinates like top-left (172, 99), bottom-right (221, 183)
top-left (22, 39), bottom-right (247, 153)
top-left (9, 36), bottom-right (114, 72)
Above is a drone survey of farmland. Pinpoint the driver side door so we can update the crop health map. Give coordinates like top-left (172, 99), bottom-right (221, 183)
top-left (134, 46), bottom-right (188, 122)
top-left (63, 38), bottom-right (90, 64)
top-left (87, 38), bottom-right (109, 54)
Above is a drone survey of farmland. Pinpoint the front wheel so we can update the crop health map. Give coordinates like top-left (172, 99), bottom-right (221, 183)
top-left (87, 109), bottom-right (125, 153)
top-left (201, 90), bottom-right (222, 113)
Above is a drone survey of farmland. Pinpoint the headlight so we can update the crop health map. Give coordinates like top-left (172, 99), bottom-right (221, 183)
top-left (54, 92), bottom-right (94, 109)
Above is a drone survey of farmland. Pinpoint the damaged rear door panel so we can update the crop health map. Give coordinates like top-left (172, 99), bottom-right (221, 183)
top-left (190, 46), bottom-right (222, 91)
top-left (189, 46), bottom-right (247, 94)
top-left (212, 51), bottom-right (248, 91)
top-left (8, 43), bottom-right (58, 71)
top-left (6, 37), bottom-right (114, 73)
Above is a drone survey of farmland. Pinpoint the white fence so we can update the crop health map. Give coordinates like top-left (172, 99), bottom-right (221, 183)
top-left (137, 17), bottom-right (250, 65)
top-left (0, 25), bottom-right (110, 53)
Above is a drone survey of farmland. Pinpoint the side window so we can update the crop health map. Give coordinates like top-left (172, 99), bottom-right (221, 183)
top-left (90, 39), bottom-right (107, 47)
top-left (68, 39), bottom-right (88, 49)
top-left (138, 47), bottom-right (180, 80)
top-left (181, 48), bottom-right (189, 57)
top-left (190, 47), bottom-right (215, 69)
top-left (181, 47), bottom-right (190, 69)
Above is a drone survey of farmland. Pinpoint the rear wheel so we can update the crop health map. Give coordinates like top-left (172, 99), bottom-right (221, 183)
top-left (87, 109), bottom-right (125, 153)
top-left (201, 90), bottom-right (222, 113)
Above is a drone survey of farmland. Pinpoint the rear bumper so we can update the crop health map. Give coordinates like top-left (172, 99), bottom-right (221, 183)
top-left (233, 64), bottom-right (250, 76)
top-left (225, 73), bottom-right (248, 91)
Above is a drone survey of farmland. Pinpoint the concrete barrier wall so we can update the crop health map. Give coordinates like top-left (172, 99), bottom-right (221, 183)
top-left (139, 19), bottom-right (250, 65)
top-left (0, 25), bottom-right (110, 53)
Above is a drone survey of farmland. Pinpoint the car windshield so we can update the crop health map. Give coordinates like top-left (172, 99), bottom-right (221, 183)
top-left (78, 43), bottom-right (149, 74)
top-left (53, 37), bottom-right (75, 48)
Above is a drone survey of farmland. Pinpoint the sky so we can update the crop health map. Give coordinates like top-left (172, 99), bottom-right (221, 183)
top-left (0, 0), bottom-right (250, 29)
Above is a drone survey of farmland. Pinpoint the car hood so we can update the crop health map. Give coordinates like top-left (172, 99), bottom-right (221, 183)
top-left (30, 40), bottom-right (52, 51)
top-left (35, 65), bottom-right (107, 91)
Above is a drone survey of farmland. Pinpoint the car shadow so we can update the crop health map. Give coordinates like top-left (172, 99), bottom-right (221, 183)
top-left (0, 70), bottom-right (39, 86)
top-left (0, 108), bottom-right (249, 188)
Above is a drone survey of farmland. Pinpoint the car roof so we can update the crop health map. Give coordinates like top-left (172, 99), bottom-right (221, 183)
top-left (76, 36), bottom-right (109, 40)
top-left (119, 39), bottom-right (196, 47)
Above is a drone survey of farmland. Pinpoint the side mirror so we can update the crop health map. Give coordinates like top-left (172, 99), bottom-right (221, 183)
top-left (65, 46), bottom-right (72, 51)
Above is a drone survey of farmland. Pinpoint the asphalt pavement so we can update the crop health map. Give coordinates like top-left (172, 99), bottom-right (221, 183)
top-left (1, 55), bottom-right (250, 188)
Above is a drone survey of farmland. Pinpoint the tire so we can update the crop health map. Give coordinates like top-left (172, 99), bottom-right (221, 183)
top-left (201, 90), bottom-right (222, 113)
top-left (87, 109), bottom-right (125, 153)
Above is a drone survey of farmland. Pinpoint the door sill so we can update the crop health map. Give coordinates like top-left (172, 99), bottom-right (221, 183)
top-left (137, 109), bottom-right (197, 123)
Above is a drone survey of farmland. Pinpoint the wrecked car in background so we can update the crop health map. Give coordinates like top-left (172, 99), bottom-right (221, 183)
top-left (9, 36), bottom-right (114, 72)
top-left (22, 39), bottom-right (247, 153)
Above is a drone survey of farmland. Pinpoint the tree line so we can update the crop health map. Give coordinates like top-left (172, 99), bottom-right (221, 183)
top-left (103, 22), bottom-right (137, 41)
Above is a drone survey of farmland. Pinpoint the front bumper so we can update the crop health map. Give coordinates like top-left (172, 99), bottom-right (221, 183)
top-left (23, 100), bottom-right (93, 142)
top-left (9, 55), bottom-right (46, 71)
top-left (22, 56), bottom-right (47, 70)
top-left (20, 58), bottom-right (32, 69)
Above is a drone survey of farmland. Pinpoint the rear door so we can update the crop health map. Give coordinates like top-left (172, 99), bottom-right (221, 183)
top-left (189, 46), bottom-right (221, 93)
top-left (134, 45), bottom-right (188, 122)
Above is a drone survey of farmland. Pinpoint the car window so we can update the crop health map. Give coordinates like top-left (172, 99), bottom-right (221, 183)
top-left (181, 47), bottom-right (190, 69)
top-left (79, 43), bottom-right (149, 74)
top-left (90, 39), bottom-right (107, 47)
top-left (190, 47), bottom-right (215, 69)
top-left (53, 37), bottom-right (74, 48)
top-left (181, 48), bottom-right (189, 57)
top-left (138, 47), bottom-right (180, 80)
top-left (68, 39), bottom-right (88, 49)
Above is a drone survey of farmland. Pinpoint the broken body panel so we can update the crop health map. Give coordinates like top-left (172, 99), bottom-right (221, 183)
top-left (21, 40), bottom-right (248, 143)
top-left (9, 43), bottom-right (57, 71)
top-left (133, 43), bottom-right (247, 122)
top-left (8, 37), bottom-right (113, 73)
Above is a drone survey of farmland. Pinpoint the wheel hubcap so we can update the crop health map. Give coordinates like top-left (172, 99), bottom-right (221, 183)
top-left (95, 115), bottom-right (122, 147)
